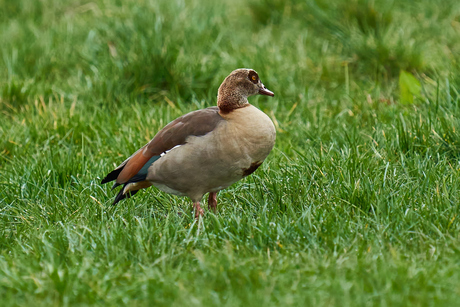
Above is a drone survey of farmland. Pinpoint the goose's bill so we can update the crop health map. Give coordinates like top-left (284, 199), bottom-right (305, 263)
top-left (259, 85), bottom-right (274, 97)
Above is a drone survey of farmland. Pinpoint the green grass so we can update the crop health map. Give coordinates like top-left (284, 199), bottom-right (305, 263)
top-left (1, 0), bottom-right (460, 305)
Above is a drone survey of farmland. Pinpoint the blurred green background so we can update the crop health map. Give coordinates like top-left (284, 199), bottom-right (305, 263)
top-left (1, 0), bottom-right (460, 305)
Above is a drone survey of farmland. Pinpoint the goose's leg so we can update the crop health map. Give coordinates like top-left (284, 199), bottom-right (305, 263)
top-left (208, 192), bottom-right (218, 213)
top-left (193, 202), bottom-right (204, 219)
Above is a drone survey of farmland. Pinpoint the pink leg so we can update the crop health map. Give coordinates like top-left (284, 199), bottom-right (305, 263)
top-left (193, 202), bottom-right (204, 219)
top-left (208, 192), bottom-right (218, 213)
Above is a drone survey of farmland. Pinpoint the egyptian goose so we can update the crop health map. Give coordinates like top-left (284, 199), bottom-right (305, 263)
top-left (101, 69), bottom-right (276, 218)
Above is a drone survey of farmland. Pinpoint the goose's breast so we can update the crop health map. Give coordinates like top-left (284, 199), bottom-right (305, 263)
top-left (222, 104), bottom-right (276, 163)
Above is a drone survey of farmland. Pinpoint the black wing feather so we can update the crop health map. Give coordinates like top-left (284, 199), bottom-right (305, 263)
top-left (112, 185), bottom-right (139, 205)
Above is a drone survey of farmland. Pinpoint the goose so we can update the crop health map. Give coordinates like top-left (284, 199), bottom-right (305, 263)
top-left (101, 68), bottom-right (276, 218)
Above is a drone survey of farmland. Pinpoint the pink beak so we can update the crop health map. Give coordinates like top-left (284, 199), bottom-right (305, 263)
top-left (259, 84), bottom-right (274, 97)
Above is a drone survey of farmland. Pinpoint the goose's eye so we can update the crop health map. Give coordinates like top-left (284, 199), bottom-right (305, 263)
top-left (248, 71), bottom-right (259, 84)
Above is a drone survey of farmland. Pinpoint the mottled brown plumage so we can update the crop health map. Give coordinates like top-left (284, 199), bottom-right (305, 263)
top-left (101, 68), bottom-right (275, 218)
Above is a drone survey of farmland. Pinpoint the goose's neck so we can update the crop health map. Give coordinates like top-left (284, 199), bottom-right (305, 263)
top-left (217, 86), bottom-right (248, 114)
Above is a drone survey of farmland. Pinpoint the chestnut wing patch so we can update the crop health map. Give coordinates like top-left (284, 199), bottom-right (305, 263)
top-left (242, 161), bottom-right (262, 177)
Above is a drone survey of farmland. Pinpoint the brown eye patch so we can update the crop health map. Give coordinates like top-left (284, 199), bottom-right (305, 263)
top-left (248, 71), bottom-right (259, 84)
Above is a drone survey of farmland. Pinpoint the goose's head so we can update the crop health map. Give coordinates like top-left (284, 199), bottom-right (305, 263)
top-left (217, 69), bottom-right (274, 113)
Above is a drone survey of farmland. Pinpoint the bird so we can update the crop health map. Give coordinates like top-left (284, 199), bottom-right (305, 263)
top-left (101, 68), bottom-right (276, 218)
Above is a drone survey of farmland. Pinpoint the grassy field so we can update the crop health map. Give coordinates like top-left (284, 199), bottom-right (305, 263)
top-left (1, 0), bottom-right (460, 305)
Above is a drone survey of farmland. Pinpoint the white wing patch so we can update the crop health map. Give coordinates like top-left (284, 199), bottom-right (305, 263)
top-left (160, 145), bottom-right (182, 157)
